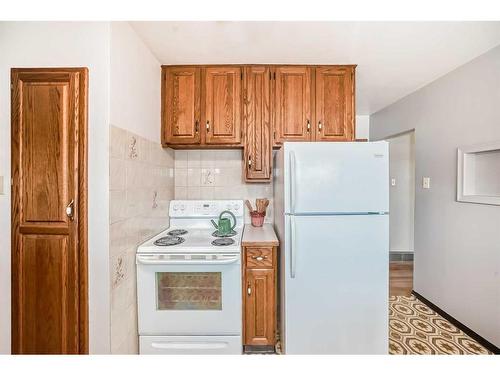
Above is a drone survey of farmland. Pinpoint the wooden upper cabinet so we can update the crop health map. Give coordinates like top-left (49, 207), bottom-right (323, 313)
top-left (162, 66), bottom-right (201, 145)
top-left (203, 66), bottom-right (242, 145)
top-left (243, 66), bottom-right (272, 181)
top-left (161, 64), bottom-right (356, 179)
top-left (274, 66), bottom-right (312, 145)
top-left (314, 66), bottom-right (355, 141)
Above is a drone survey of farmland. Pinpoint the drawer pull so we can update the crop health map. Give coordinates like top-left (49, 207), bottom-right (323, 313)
top-left (252, 255), bottom-right (267, 261)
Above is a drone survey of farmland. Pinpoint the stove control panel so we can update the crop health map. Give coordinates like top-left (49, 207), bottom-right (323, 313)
top-left (169, 200), bottom-right (244, 218)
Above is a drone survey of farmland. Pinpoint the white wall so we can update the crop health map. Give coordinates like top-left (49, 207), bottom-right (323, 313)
top-left (371, 46), bottom-right (500, 347)
top-left (111, 22), bottom-right (161, 143)
top-left (355, 115), bottom-right (370, 140)
top-left (387, 132), bottom-right (415, 253)
top-left (0, 22), bottom-right (111, 354)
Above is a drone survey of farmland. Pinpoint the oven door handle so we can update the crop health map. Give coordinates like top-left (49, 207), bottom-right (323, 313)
top-left (136, 255), bottom-right (240, 265)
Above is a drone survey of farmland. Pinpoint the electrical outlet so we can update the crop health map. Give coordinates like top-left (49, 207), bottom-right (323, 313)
top-left (391, 178), bottom-right (396, 186)
top-left (422, 177), bottom-right (431, 189)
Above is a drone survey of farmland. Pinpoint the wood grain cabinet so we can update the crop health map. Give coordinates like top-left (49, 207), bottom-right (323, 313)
top-left (243, 246), bottom-right (277, 348)
top-left (162, 65), bottom-right (242, 147)
top-left (162, 65), bottom-right (356, 180)
top-left (162, 66), bottom-right (201, 145)
top-left (203, 66), bottom-right (242, 145)
top-left (314, 66), bottom-right (355, 141)
top-left (274, 66), bottom-right (313, 145)
top-left (243, 66), bottom-right (272, 181)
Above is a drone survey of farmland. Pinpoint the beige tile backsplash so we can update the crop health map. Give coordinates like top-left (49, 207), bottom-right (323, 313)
top-left (109, 125), bottom-right (174, 354)
top-left (174, 150), bottom-right (273, 223)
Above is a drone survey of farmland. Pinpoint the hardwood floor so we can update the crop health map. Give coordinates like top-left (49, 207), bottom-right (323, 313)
top-left (389, 261), bottom-right (413, 297)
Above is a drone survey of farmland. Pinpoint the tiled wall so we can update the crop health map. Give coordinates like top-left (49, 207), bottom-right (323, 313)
top-left (109, 125), bottom-right (174, 354)
top-left (174, 150), bottom-right (273, 223)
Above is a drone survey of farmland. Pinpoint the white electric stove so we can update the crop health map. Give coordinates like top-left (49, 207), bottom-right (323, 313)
top-left (136, 200), bottom-right (244, 354)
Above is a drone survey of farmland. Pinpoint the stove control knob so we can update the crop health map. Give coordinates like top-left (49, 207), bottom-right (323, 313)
top-left (180, 204), bottom-right (186, 211)
top-left (173, 205), bottom-right (178, 211)
top-left (233, 204), bottom-right (239, 211)
top-left (226, 204), bottom-right (232, 210)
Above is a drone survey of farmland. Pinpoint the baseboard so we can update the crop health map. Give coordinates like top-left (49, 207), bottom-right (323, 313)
top-left (412, 290), bottom-right (500, 354)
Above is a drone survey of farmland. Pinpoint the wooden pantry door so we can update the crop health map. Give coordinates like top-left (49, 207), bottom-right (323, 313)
top-left (11, 68), bottom-right (88, 354)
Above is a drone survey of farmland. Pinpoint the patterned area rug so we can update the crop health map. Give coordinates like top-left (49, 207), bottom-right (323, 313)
top-left (389, 295), bottom-right (492, 355)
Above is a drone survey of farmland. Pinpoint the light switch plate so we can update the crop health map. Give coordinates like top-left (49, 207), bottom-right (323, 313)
top-left (0, 176), bottom-right (4, 195)
top-left (422, 177), bottom-right (431, 189)
top-left (391, 178), bottom-right (396, 186)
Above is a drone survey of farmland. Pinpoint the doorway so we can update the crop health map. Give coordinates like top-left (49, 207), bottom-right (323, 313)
top-left (385, 131), bottom-right (415, 297)
top-left (11, 68), bottom-right (88, 354)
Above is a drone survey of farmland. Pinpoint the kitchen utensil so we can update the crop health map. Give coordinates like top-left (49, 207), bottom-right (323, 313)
top-left (256, 198), bottom-right (269, 213)
top-left (210, 210), bottom-right (237, 236)
top-left (245, 200), bottom-right (254, 212)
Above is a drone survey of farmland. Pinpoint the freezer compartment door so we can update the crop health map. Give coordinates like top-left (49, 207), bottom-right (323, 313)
top-left (283, 214), bottom-right (389, 354)
top-left (284, 142), bottom-right (389, 214)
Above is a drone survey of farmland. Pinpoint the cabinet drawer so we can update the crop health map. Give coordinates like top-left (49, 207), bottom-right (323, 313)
top-left (245, 247), bottom-right (274, 268)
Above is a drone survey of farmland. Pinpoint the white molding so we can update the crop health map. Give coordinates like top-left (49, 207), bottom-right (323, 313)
top-left (457, 140), bottom-right (500, 206)
top-left (389, 249), bottom-right (414, 253)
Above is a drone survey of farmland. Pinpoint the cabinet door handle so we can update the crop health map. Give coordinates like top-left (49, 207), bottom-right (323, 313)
top-left (195, 121), bottom-right (199, 133)
top-left (66, 199), bottom-right (75, 221)
top-left (251, 255), bottom-right (267, 261)
top-left (248, 155), bottom-right (252, 169)
top-left (318, 121), bottom-right (322, 132)
top-left (206, 121), bottom-right (210, 132)
top-left (247, 282), bottom-right (252, 296)
top-left (306, 120), bottom-right (311, 132)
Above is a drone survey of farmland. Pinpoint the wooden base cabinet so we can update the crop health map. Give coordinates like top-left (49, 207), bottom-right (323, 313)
top-left (243, 246), bottom-right (277, 347)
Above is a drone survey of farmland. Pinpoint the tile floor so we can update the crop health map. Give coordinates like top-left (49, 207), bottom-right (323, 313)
top-left (389, 295), bottom-right (492, 355)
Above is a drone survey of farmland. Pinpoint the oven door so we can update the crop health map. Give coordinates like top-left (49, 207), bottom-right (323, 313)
top-left (136, 253), bottom-right (242, 336)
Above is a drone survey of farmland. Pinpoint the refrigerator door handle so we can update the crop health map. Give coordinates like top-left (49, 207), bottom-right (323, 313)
top-left (289, 151), bottom-right (296, 214)
top-left (290, 215), bottom-right (296, 278)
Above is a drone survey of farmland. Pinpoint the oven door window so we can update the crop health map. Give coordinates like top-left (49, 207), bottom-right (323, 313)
top-left (156, 272), bottom-right (222, 310)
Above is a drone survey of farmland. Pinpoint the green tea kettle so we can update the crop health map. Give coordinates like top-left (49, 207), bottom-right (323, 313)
top-left (211, 210), bottom-right (237, 235)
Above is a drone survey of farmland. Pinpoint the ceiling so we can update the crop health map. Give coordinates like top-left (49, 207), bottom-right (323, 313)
top-left (130, 21), bottom-right (500, 114)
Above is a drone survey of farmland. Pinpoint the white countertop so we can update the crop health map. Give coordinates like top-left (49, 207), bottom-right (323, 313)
top-left (242, 224), bottom-right (279, 246)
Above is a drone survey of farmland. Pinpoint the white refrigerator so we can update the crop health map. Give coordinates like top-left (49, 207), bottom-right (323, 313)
top-left (274, 141), bottom-right (389, 354)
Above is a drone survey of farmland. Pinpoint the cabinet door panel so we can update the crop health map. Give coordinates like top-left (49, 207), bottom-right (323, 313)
top-left (315, 66), bottom-right (355, 141)
top-left (274, 66), bottom-right (312, 144)
top-left (244, 269), bottom-right (275, 346)
top-left (163, 67), bottom-right (201, 145)
top-left (204, 67), bottom-right (242, 145)
top-left (12, 69), bottom-right (85, 354)
top-left (243, 66), bottom-right (272, 181)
